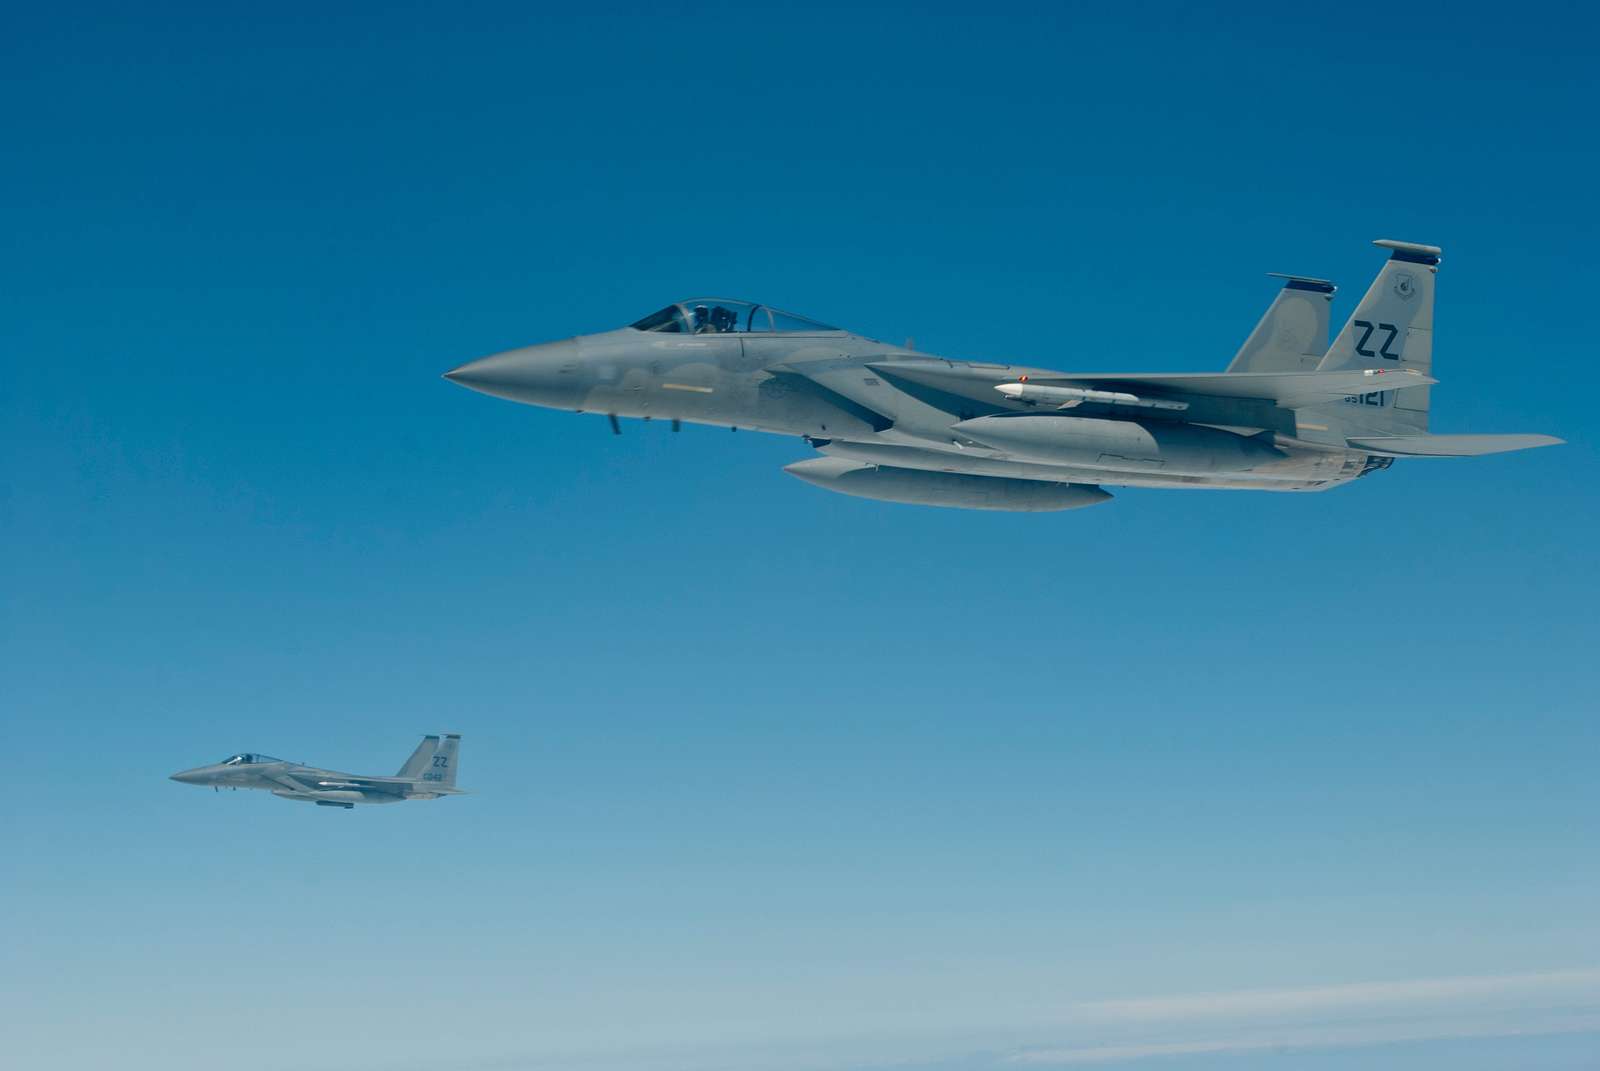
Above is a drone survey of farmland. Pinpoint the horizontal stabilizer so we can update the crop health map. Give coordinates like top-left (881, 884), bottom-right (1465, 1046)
top-left (1347, 434), bottom-right (1564, 457)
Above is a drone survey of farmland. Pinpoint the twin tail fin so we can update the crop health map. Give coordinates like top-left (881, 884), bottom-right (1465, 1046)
top-left (397, 734), bottom-right (461, 786)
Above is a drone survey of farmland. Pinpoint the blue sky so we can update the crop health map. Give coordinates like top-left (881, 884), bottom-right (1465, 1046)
top-left (3, 3), bottom-right (1598, 1068)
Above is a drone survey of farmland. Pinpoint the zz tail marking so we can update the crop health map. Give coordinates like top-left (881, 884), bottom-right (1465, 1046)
top-left (1353, 320), bottom-right (1403, 361)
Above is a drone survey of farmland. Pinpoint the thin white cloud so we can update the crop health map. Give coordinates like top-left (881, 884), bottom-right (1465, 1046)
top-left (423, 968), bottom-right (1600, 1071)
top-left (1010, 1009), bottom-right (1600, 1065)
top-left (1068, 966), bottom-right (1600, 1023)
top-left (1003, 968), bottom-right (1600, 1067)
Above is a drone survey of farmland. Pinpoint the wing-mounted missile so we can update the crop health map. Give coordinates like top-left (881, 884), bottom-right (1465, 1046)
top-left (995, 382), bottom-right (1189, 411)
top-left (784, 458), bottom-right (1110, 512)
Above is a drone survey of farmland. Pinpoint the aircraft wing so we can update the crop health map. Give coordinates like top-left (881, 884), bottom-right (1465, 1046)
top-left (334, 773), bottom-right (469, 795)
top-left (270, 767), bottom-right (405, 793)
top-left (311, 773), bottom-right (410, 795)
top-left (267, 770), bottom-right (464, 796)
top-left (867, 359), bottom-right (1434, 408)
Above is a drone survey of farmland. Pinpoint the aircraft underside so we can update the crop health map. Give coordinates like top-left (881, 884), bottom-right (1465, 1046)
top-left (810, 436), bottom-right (1382, 493)
top-left (579, 385), bottom-right (1386, 498)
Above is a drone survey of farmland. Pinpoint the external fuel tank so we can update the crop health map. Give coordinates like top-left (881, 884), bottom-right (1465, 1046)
top-left (951, 415), bottom-right (1283, 475)
top-left (784, 458), bottom-right (1110, 512)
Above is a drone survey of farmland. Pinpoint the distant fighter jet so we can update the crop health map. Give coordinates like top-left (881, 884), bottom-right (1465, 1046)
top-left (444, 240), bottom-right (1561, 511)
top-left (169, 735), bottom-right (464, 809)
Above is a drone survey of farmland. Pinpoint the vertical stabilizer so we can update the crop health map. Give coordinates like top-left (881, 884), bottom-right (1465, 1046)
top-left (1314, 239), bottom-right (1440, 431)
top-left (427, 734), bottom-right (461, 788)
top-left (397, 735), bottom-right (439, 778)
top-left (1226, 274), bottom-right (1335, 373)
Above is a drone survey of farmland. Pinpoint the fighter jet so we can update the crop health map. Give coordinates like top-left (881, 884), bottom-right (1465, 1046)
top-left (444, 240), bottom-right (1560, 512)
top-left (169, 735), bottom-right (464, 809)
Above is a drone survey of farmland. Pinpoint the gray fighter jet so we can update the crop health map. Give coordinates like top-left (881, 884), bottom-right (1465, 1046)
top-left (169, 735), bottom-right (464, 809)
top-left (445, 240), bottom-right (1560, 511)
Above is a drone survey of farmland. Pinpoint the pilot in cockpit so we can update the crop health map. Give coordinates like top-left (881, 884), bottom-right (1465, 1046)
top-left (691, 304), bottom-right (738, 334)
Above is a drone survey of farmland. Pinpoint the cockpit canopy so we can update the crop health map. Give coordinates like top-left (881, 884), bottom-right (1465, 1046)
top-left (630, 299), bottom-right (839, 335)
top-left (221, 753), bottom-right (281, 766)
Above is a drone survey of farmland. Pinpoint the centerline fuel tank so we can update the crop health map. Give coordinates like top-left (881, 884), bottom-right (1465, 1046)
top-left (784, 458), bottom-right (1110, 512)
top-left (951, 414), bottom-right (1284, 475)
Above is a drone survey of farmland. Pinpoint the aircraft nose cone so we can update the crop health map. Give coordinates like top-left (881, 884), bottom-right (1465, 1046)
top-left (170, 769), bottom-right (205, 784)
top-left (444, 339), bottom-right (581, 405)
